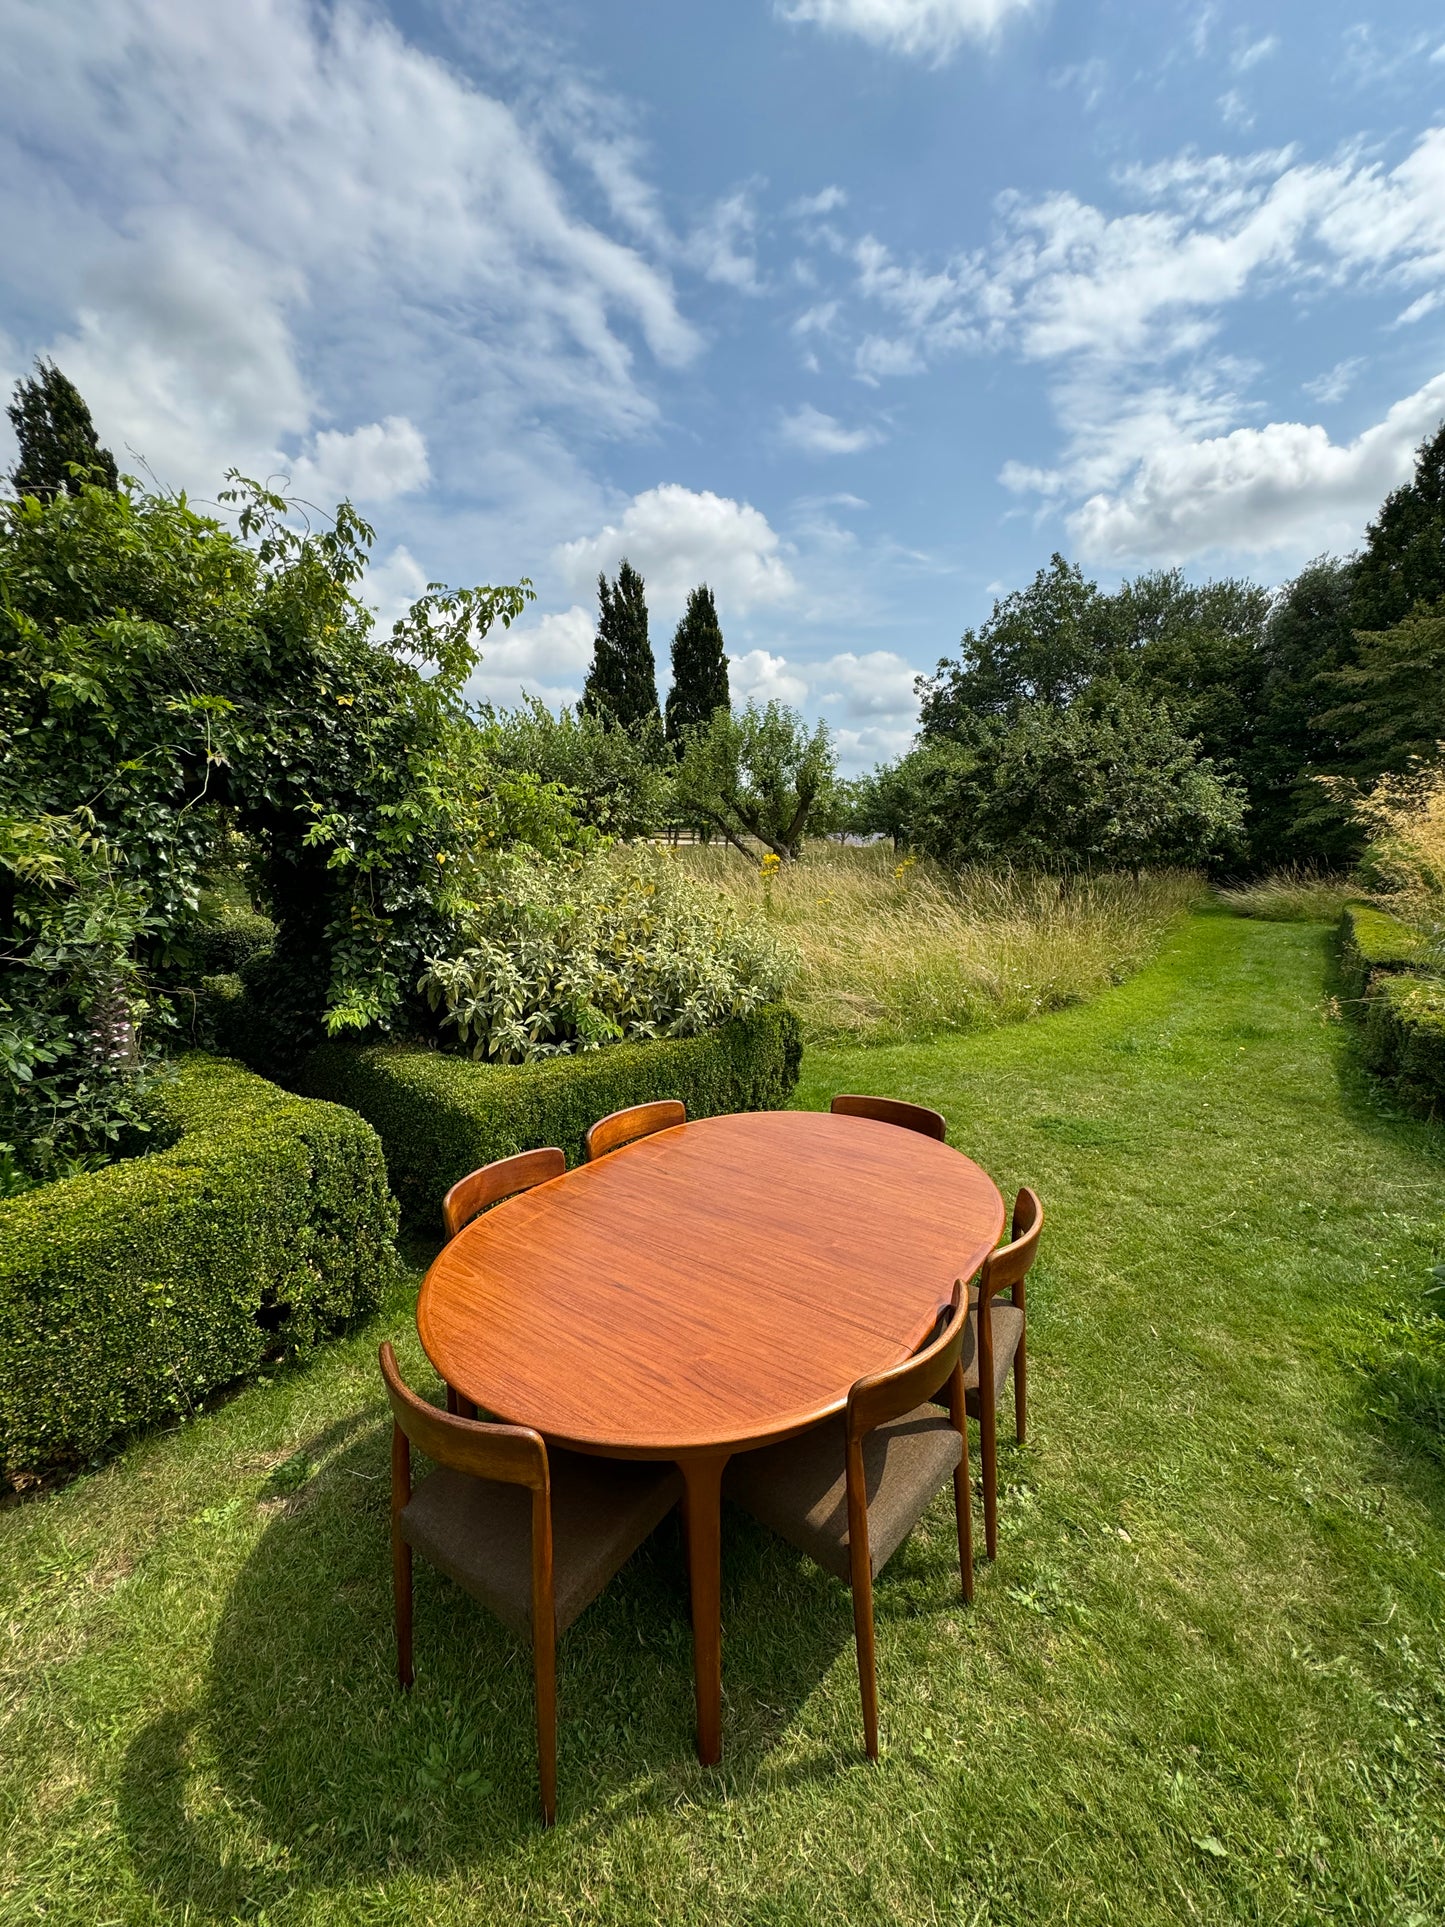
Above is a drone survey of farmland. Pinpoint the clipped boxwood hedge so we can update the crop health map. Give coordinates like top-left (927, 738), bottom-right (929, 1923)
top-left (1338, 901), bottom-right (1430, 1001)
top-left (299, 1003), bottom-right (803, 1226)
top-left (1362, 973), bottom-right (1445, 1108)
top-left (0, 1053), bottom-right (398, 1479)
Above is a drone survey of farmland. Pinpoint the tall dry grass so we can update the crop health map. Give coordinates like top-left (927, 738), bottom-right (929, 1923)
top-left (672, 842), bottom-right (1203, 1043)
top-left (1216, 869), bottom-right (1356, 923)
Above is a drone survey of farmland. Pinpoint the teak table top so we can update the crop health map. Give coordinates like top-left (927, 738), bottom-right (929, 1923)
top-left (417, 1109), bottom-right (1006, 1458)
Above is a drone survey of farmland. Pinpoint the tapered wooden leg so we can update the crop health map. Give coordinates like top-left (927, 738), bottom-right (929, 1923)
top-left (532, 1610), bottom-right (558, 1826)
top-left (1013, 1329), bottom-right (1027, 1446)
top-left (979, 1374), bottom-right (999, 1561)
top-left (848, 1536), bottom-right (879, 1760)
top-left (393, 1529), bottom-right (413, 1689)
top-left (681, 1454), bottom-right (728, 1766)
top-left (954, 1431), bottom-right (974, 1606)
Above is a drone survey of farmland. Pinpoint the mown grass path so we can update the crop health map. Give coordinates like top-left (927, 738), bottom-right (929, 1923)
top-left (3, 909), bottom-right (1444, 1925)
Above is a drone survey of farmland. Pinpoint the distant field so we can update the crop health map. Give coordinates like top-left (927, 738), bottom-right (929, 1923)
top-left (675, 841), bottom-right (1203, 1043)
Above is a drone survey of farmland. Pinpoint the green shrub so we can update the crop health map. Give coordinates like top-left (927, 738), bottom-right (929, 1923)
top-left (418, 847), bottom-right (790, 1064)
top-left (1338, 902), bottom-right (1431, 1001)
top-left (0, 1052), bottom-right (398, 1478)
top-left (300, 1003), bottom-right (802, 1225)
top-left (195, 893), bottom-right (275, 973)
top-left (1362, 974), bottom-right (1445, 1109)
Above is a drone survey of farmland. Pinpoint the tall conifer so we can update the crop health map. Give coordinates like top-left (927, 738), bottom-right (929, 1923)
top-left (1352, 417), bottom-right (1445, 630)
top-left (7, 358), bottom-right (118, 501)
top-left (582, 558), bottom-right (659, 733)
top-left (665, 583), bottom-right (731, 748)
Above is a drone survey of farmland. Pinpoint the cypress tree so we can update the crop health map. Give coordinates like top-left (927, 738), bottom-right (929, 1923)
top-left (1352, 417), bottom-right (1445, 631)
top-left (582, 558), bottom-right (659, 734)
top-left (7, 358), bottom-right (118, 501)
top-left (665, 583), bottom-right (731, 748)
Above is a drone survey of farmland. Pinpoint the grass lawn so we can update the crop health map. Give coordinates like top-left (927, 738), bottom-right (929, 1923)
top-left (3, 907), bottom-right (1444, 1924)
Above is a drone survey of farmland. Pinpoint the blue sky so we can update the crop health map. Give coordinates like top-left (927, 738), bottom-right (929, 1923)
top-left (2, 1), bottom-right (1444, 768)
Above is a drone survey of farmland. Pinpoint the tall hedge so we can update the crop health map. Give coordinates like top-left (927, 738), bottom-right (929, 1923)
top-left (300, 1003), bottom-right (803, 1226)
top-left (0, 1054), bottom-right (398, 1478)
top-left (1362, 974), bottom-right (1445, 1108)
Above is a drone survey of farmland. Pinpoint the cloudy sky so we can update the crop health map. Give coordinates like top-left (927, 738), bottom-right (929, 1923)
top-left (2, 1), bottom-right (1444, 768)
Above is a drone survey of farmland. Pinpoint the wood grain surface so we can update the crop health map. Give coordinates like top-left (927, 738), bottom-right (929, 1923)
top-left (418, 1109), bottom-right (1005, 1458)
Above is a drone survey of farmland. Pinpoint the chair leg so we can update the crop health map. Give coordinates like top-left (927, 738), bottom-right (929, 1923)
top-left (954, 1425), bottom-right (974, 1606)
top-left (393, 1530), bottom-right (414, 1690)
top-left (848, 1538), bottom-right (880, 1761)
top-left (532, 1611), bottom-right (558, 1826)
top-left (979, 1374), bottom-right (1000, 1562)
top-left (1014, 1330), bottom-right (1027, 1446)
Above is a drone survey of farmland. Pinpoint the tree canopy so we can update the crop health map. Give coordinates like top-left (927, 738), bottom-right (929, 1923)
top-left (673, 701), bottom-right (839, 860)
top-left (582, 559), bottom-right (660, 735)
top-left (664, 584), bottom-right (731, 749)
top-left (6, 358), bottom-right (118, 501)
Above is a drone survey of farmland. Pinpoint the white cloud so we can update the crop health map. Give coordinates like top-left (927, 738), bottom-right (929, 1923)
top-left (778, 404), bottom-right (883, 456)
top-left (468, 604), bottom-right (596, 709)
top-left (1218, 89), bottom-right (1253, 130)
top-left (1232, 34), bottom-right (1278, 72)
top-left (289, 416), bottom-right (429, 505)
top-left (728, 649), bottom-right (810, 708)
top-left (1302, 357), bottom-right (1365, 405)
top-left (776, 0), bottom-right (1037, 61)
top-left (684, 189), bottom-right (763, 293)
top-left (0, 0), bottom-right (698, 506)
top-left (558, 485), bottom-right (796, 619)
top-left (790, 186), bottom-right (849, 217)
top-left (1069, 371), bottom-right (1445, 563)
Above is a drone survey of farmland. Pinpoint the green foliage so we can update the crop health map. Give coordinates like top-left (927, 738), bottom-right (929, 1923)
top-left (664, 584), bottom-right (730, 748)
top-left (1352, 418), bottom-right (1445, 632)
top-left (582, 558), bottom-right (660, 734)
top-left (899, 687), bottom-right (1245, 870)
top-left (1361, 971), bottom-right (1445, 1109)
top-left (0, 813), bottom-right (168, 1187)
top-left (0, 472), bottom-right (534, 1130)
top-left (673, 700), bottom-right (840, 859)
top-left (300, 1002), bottom-right (802, 1223)
top-left (1337, 902), bottom-right (1432, 1002)
top-left (193, 891), bottom-right (276, 974)
top-left (1317, 600), bottom-right (1445, 782)
top-left (0, 1052), bottom-right (398, 1476)
top-left (1253, 557), bottom-right (1361, 866)
top-left (476, 697), bottom-right (669, 840)
top-left (5, 358), bottom-right (117, 501)
top-left (417, 848), bottom-right (789, 1064)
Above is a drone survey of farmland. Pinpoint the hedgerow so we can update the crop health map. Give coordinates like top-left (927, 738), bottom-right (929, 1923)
top-left (0, 1052), bottom-right (397, 1478)
top-left (299, 1002), bottom-right (802, 1225)
top-left (1338, 901), bottom-right (1431, 1002)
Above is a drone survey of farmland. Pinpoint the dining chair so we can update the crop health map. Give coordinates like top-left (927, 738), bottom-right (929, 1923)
top-left (725, 1279), bottom-right (973, 1759)
top-left (829, 1093), bottom-right (947, 1141)
top-left (439, 1148), bottom-right (566, 1417)
top-left (379, 1341), bottom-right (683, 1825)
top-left (583, 1099), bottom-right (686, 1162)
top-left (951, 1186), bottom-right (1043, 1560)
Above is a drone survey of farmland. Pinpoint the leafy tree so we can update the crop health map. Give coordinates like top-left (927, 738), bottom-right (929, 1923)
top-left (6, 358), bottom-right (118, 501)
top-left (664, 584), bottom-right (730, 748)
top-left (477, 697), bottom-right (670, 840)
top-left (903, 687), bottom-right (1245, 871)
top-left (1, 471), bottom-right (531, 1173)
top-left (673, 701), bottom-right (839, 860)
top-left (918, 554), bottom-right (1107, 733)
top-left (1352, 418), bottom-right (1445, 631)
top-left (1316, 600), bottom-right (1445, 782)
top-left (582, 558), bottom-right (660, 734)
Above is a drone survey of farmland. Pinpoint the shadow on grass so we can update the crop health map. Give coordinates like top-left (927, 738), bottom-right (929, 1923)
top-left (117, 1410), bottom-right (861, 1920)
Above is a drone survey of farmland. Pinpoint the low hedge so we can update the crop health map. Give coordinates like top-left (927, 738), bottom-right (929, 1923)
top-left (1362, 973), bottom-right (1445, 1109)
top-left (0, 1053), bottom-right (398, 1479)
top-left (299, 1003), bottom-right (803, 1226)
top-left (1338, 901), bottom-right (1430, 1001)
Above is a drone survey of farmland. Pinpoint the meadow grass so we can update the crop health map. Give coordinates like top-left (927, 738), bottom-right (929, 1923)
top-left (675, 842), bottom-right (1203, 1042)
top-left (3, 909), bottom-right (1444, 1924)
top-left (1217, 869), bottom-right (1357, 923)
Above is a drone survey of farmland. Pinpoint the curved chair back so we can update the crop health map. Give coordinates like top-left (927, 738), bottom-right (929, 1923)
top-left (847, 1277), bottom-right (968, 1442)
top-left (442, 1147), bottom-right (566, 1241)
top-left (379, 1341), bottom-right (548, 1490)
top-left (830, 1094), bottom-right (946, 1142)
top-left (979, 1186), bottom-right (1043, 1307)
top-left (583, 1099), bottom-right (686, 1163)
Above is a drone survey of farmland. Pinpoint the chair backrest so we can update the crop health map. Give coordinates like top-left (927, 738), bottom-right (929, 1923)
top-left (979, 1186), bottom-right (1043, 1305)
top-left (442, 1147), bottom-right (566, 1241)
top-left (830, 1093), bottom-right (946, 1142)
top-left (583, 1099), bottom-right (686, 1162)
top-left (379, 1342), bottom-right (548, 1491)
top-left (846, 1278), bottom-right (968, 1442)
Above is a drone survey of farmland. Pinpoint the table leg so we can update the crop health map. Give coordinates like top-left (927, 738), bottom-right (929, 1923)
top-left (680, 1453), bottom-right (728, 1766)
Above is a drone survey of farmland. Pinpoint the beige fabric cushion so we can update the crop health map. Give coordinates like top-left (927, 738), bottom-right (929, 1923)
top-left (401, 1451), bottom-right (682, 1638)
top-left (726, 1407), bottom-right (963, 1583)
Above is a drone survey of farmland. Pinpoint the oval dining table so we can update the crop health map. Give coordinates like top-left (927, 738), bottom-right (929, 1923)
top-left (416, 1107), bottom-right (1006, 1765)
